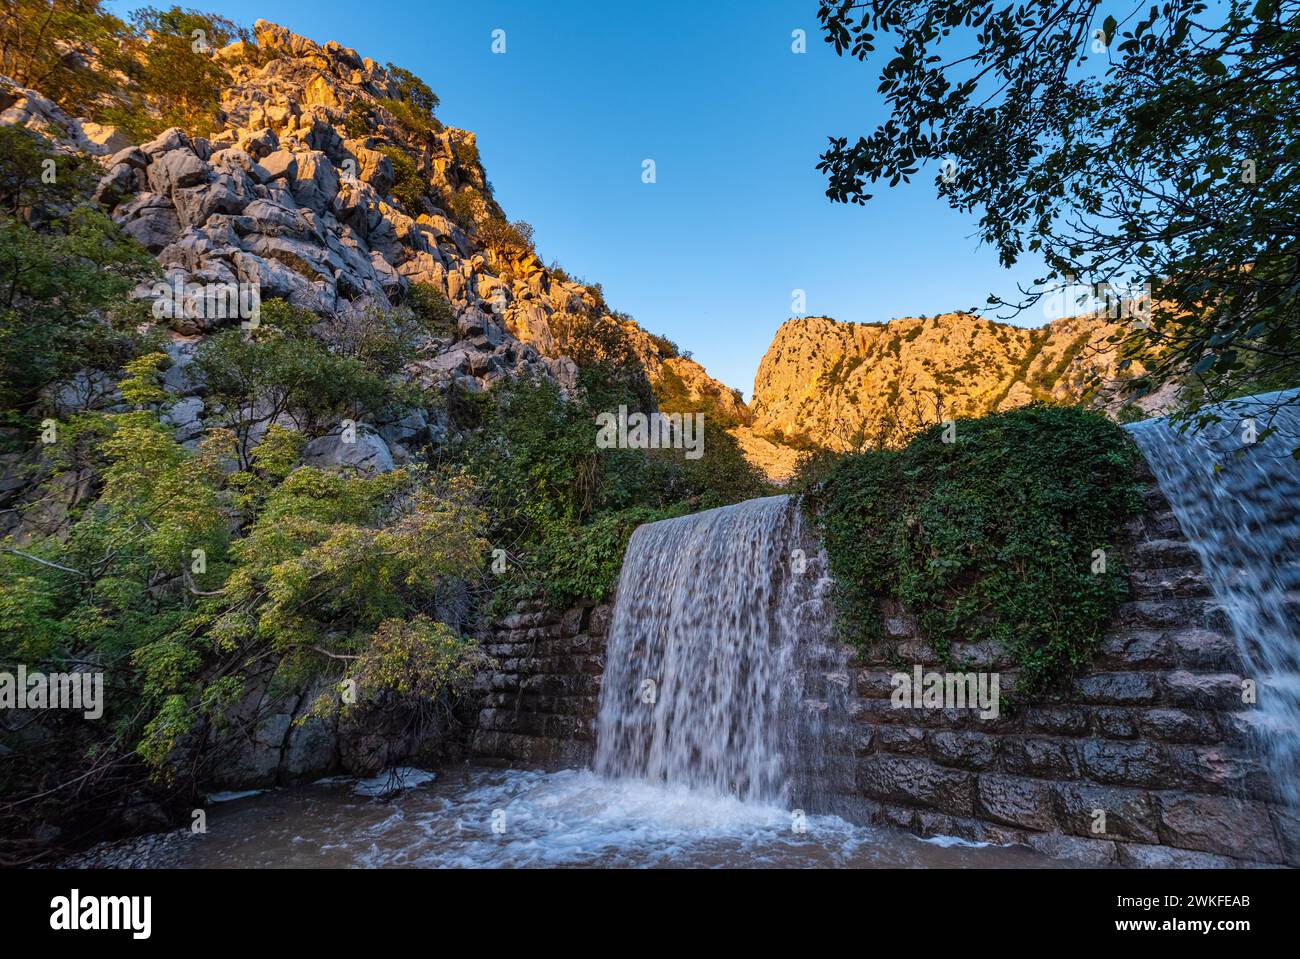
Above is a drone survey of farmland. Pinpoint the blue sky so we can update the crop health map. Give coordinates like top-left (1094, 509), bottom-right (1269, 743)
top-left (118, 0), bottom-right (1054, 397)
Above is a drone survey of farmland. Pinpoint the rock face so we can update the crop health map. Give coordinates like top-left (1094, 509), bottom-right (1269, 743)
top-left (749, 312), bottom-right (1174, 453)
top-left (201, 670), bottom-right (456, 790)
top-left (3, 19), bottom-right (746, 440)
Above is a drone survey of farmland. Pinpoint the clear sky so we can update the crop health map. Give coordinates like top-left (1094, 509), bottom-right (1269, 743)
top-left (116, 0), bottom-right (1054, 397)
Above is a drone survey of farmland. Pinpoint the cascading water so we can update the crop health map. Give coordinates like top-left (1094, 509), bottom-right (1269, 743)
top-left (593, 495), bottom-right (857, 815)
top-left (1127, 389), bottom-right (1300, 806)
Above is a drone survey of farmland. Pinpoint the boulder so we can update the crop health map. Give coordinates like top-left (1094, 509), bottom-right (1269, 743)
top-left (302, 426), bottom-right (394, 474)
top-left (147, 148), bottom-right (210, 195)
top-left (162, 397), bottom-right (205, 443)
top-left (140, 127), bottom-right (190, 158)
top-left (118, 196), bottom-right (182, 252)
top-left (93, 162), bottom-right (140, 209)
top-left (259, 149), bottom-right (299, 183)
top-left (290, 150), bottom-right (340, 214)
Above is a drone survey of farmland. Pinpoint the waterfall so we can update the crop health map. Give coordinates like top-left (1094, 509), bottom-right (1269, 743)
top-left (1127, 390), bottom-right (1300, 806)
top-left (593, 495), bottom-right (855, 813)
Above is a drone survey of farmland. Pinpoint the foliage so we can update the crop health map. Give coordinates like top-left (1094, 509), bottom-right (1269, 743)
top-left (550, 310), bottom-right (644, 386)
top-left (343, 100), bottom-right (373, 140)
top-left (452, 139), bottom-right (481, 172)
top-left (534, 505), bottom-right (683, 610)
top-left (464, 368), bottom-right (768, 613)
top-left (118, 6), bottom-right (242, 137)
top-left (0, 0), bottom-right (127, 117)
top-left (379, 145), bottom-right (427, 210)
top-left (385, 63), bottom-right (440, 115)
top-left (2, 360), bottom-right (488, 796)
top-left (648, 332), bottom-right (680, 359)
top-left (403, 283), bottom-right (458, 336)
top-left (324, 615), bottom-right (483, 719)
top-left (377, 97), bottom-right (442, 142)
top-left (1, 3), bottom-right (245, 140)
top-left (0, 130), bottom-right (157, 424)
top-left (194, 300), bottom-right (408, 464)
top-left (211, 467), bottom-right (486, 656)
top-left (653, 362), bottom-right (748, 430)
top-left (806, 404), bottom-right (1143, 701)
top-left (817, 0), bottom-right (1300, 448)
top-left (477, 217), bottom-right (534, 260)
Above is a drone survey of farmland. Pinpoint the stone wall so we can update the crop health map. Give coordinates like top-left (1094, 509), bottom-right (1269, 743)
top-left (469, 598), bottom-right (611, 767)
top-left (847, 477), bottom-right (1298, 867)
top-left (466, 477), bottom-right (1297, 867)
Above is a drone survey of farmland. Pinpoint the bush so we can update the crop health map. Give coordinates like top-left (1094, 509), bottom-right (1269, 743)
top-left (343, 100), bottom-right (373, 140)
top-left (805, 404), bottom-right (1143, 702)
top-left (404, 283), bottom-right (458, 336)
top-left (378, 145), bottom-right (426, 210)
top-left (384, 64), bottom-right (440, 115)
top-left (452, 139), bottom-right (481, 172)
top-left (447, 189), bottom-right (488, 229)
top-left (648, 332), bottom-right (680, 359)
top-left (0, 130), bottom-right (157, 424)
top-left (477, 217), bottom-right (534, 260)
top-left (194, 300), bottom-right (410, 463)
top-left (464, 368), bottom-right (767, 613)
top-left (535, 505), bottom-right (682, 610)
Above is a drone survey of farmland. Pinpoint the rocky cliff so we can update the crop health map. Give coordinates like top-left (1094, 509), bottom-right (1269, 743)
top-left (4, 23), bottom-right (1170, 486)
top-left (0, 19), bottom-right (742, 448)
top-left (749, 312), bottom-right (1177, 456)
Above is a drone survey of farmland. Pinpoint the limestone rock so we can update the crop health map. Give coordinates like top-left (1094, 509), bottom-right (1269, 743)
top-left (302, 426), bottom-right (394, 475)
top-left (748, 312), bottom-right (1178, 456)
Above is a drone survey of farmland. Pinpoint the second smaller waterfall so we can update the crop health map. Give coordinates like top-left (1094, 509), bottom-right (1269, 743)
top-left (1128, 390), bottom-right (1300, 807)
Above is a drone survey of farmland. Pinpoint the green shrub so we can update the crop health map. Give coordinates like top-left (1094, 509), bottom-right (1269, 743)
top-left (464, 368), bottom-right (767, 613)
top-left (379, 145), bottom-right (426, 210)
top-left (447, 189), bottom-right (481, 227)
top-left (452, 139), bottom-right (481, 171)
top-left (0, 130), bottom-right (157, 425)
top-left (405, 283), bottom-right (458, 335)
top-left (194, 300), bottom-right (410, 463)
top-left (805, 404), bottom-right (1143, 702)
top-left (343, 100), bottom-right (373, 140)
top-left (377, 97), bottom-right (443, 142)
top-left (536, 505), bottom-right (683, 610)
top-left (477, 217), bottom-right (534, 259)
top-left (384, 64), bottom-right (440, 115)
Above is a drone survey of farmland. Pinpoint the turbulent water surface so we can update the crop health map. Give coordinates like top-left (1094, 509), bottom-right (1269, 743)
top-left (114, 766), bottom-right (1062, 868)
top-left (595, 495), bottom-right (856, 814)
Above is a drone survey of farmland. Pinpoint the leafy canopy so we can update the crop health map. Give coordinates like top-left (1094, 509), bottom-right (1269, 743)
top-left (817, 1), bottom-right (1300, 438)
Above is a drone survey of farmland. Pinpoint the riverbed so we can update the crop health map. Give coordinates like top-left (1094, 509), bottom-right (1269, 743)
top-left (64, 765), bottom-right (1069, 868)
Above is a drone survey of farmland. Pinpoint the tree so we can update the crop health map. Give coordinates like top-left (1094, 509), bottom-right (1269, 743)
top-left (817, 1), bottom-right (1300, 446)
top-left (0, 0), bottom-right (127, 115)
top-left (0, 3), bottom-right (246, 141)
top-left (0, 129), bottom-right (155, 423)
top-left (116, 6), bottom-right (243, 137)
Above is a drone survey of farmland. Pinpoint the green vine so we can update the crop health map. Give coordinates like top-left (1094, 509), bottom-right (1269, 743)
top-left (805, 404), bottom-right (1144, 703)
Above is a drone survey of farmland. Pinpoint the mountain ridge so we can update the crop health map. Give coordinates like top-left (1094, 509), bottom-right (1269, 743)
top-left (745, 310), bottom-right (1177, 467)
